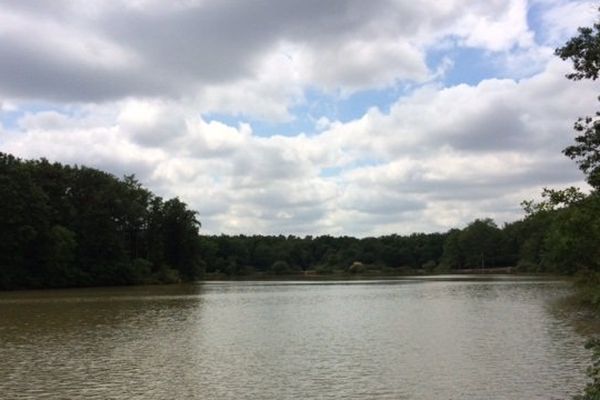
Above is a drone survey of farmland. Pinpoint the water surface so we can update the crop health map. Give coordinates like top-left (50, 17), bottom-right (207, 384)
top-left (0, 276), bottom-right (590, 399)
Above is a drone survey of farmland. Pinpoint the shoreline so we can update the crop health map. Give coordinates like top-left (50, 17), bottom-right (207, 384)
top-left (0, 270), bottom-right (569, 292)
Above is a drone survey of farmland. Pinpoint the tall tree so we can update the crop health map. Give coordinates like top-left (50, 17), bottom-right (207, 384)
top-left (556, 11), bottom-right (600, 189)
top-left (0, 153), bottom-right (204, 289)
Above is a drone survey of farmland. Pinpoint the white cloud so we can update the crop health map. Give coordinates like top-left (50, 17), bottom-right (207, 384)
top-left (196, 45), bottom-right (304, 121)
top-left (2, 54), bottom-right (595, 235)
top-left (0, 0), bottom-right (597, 236)
top-left (451, 0), bottom-right (534, 51)
top-left (297, 38), bottom-right (428, 93)
top-left (0, 0), bottom-right (553, 117)
top-left (537, 0), bottom-right (597, 45)
top-left (118, 99), bottom-right (188, 147)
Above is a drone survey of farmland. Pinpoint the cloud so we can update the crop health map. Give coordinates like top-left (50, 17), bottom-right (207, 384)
top-left (450, 0), bottom-right (534, 51)
top-left (118, 99), bottom-right (188, 147)
top-left (2, 52), bottom-right (595, 236)
top-left (0, 0), bottom-right (596, 236)
top-left (536, 0), bottom-right (597, 45)
top-left (0, 0), bottom-right (540, 116)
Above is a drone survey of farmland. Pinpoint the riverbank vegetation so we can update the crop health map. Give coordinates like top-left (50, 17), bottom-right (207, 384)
top-left (0, 153), bottom-right (203, 289)
top-left (552, 10), bottom-right (600, 399)
top-left (1, 150), bottom-right (599, 290)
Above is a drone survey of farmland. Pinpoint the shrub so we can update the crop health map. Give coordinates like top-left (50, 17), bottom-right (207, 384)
top-left (348, 261), bottom-right (366, 274)
top-left (271, 260), bottom-right (291, 274)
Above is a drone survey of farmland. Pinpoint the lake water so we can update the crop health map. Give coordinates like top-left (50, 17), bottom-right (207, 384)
top-left (0, 276), bottom-right (591, 399)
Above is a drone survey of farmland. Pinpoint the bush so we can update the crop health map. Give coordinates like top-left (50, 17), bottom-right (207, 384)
top-left (433, 263), bottom-right (450, 274)
top-left (153, 264), bottom-right (181, 284)
top-left (315, 264), bottom-right (334, 274)
top-left (574, 338), bottom-right (600, 400)
top-left (422, 260), bottom-right (437, 273)
top-left (348, 261), bottom-right (366, 274)
top-left (271, 260), bottom-right (291, 274)
top-left (516, 261), bottom-right (540, 273)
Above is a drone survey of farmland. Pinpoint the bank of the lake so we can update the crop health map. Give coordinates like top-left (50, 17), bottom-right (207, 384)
top-left (200, 267), bottom-right (542, 282)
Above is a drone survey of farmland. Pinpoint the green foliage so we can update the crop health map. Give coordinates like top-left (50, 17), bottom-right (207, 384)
top-left (0, 153), bottom-right (202, 289)
top-left (161, 198), bottom-right (203, 280)
top-left (43, 225), bottom-right (78, 287)
top-left (556, 15), bottom-right (600, 398)
top-left (3, 150), bottom-right (597, 289)
top-left (270, 260), bottom-right (292, 275)
top-left (541, 195), bottom-right (600, 273)
top-left (515, 260), bottom-right (541, 273)
top-left (555, 14), bottom-right (600, 81)
top-left (129, 258), bottom-right (153, 284)
top-left (440, 229), bottom-right (462, 268)
top-left (348, 261), bottom-right (366, 274)
top-left (198, 232), bottom-right (449, 276)
top-left (253, 241), bottom-right (276, 269)
top-left (153, 264), bottom-right (182, 284)
top-left (439, 219), bottom-right (514, 270)
top-left (314, 264), bottom-right (335, 274)
top-left (574, 338), bottom-right (600, 400)
top-left (517, 186), bottom-right (600, 275)
top-left (565, 111), bottom-right (600, 189)
top-left (555, 11), bottom-right (600, 189)
top-left (522, 187), bottom-right (586, 215)
top-left (573, 272), bottom-right (600, 311)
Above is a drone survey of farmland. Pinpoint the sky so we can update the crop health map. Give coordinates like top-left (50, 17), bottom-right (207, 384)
top-left (0, 0), bottom-right (598, 237)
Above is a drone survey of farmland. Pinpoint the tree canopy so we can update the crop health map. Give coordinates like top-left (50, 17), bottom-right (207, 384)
top-left (0, 153), bottom-right (203, 289)
top-left (2, 149), bottom-right (600, 290)
top-left (556, 11), bottom-right (600, 189)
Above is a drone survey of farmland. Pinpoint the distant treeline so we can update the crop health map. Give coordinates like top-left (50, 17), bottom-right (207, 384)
top-left (1, 152), bottom-right (599, 289)
top-left (199, 190), bottom-right (599, 276)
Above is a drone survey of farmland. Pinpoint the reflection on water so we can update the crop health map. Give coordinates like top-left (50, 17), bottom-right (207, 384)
top-left (0, 276), bottom-right (590, 399)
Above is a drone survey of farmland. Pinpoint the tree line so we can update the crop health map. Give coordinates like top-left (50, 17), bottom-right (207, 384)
top-left (196, 198), bottom-right (599, 277)
top-left (0, 153), bottom-right (203, 289)
top-left (1, 149), bottom-right (598, 290)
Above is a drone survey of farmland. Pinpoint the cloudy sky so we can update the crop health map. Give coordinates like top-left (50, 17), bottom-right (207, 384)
top-left (0, 0), bottom-right (597, 236)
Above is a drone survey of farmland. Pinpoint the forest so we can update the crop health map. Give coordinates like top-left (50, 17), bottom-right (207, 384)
top-left (1, 149), bottom-right (599, 290)
top-left (0, 153), bottom-right (203, 289)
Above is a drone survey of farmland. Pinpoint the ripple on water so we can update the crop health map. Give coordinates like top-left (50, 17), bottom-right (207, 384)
top-left (0, 278), bottom-right (591, 399)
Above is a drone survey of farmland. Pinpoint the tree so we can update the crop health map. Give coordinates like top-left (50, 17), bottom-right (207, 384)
top-left (541, 194), bottom-right (600, 273)
top-left (521, 187), bottom-right (586, 215)
top-left (270, 260), bottom-right (292, 274)
top-left (161, 198), bottom-right (203, 280)
top-left (441, 229), bottom-right (463, 269)
top-left (0, 152), bottom-right (204, 289)
top-left (458, 219), bottom-right (503, 268)
top-left (556, 11), bottom-right (600, 189)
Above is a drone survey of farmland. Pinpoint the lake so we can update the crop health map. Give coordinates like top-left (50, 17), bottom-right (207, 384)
top-left (0, 276), bottom-right (591, 399)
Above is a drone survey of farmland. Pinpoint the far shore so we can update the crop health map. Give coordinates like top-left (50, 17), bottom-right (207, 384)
top-left (0, 268), bottom-right (566, 292)
top-left (201, 266), bottom-right (543, 281)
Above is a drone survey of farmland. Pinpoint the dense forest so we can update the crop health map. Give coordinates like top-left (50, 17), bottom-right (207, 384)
top-left (185, 185), bottom-right (600, 277)
top-left (0, 153), bottom-right (203, 289)
top-left (196, 201), bottom-right (597, 277)
top-left (1, 150), bottom-right (599, 290)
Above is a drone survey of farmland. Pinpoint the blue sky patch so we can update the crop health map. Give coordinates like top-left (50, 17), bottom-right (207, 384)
top-left (204, 86), bottom-right (412, 137)
top-left (0, 103), bottom-right (82, 130)
top-left (427, 46), bottom-right (502, 87)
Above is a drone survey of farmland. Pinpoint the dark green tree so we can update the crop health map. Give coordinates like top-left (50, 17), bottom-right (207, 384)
top-left (0, 153), bottom-right (203, 289)
top-left (556, 11), bottom-right (600, 189)
top-left (161, 198), bottom-right (203, 280)
top-left (441, 222), bottom-right (498, 270)
top-left (441, 229), bottom-right (463, 269)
